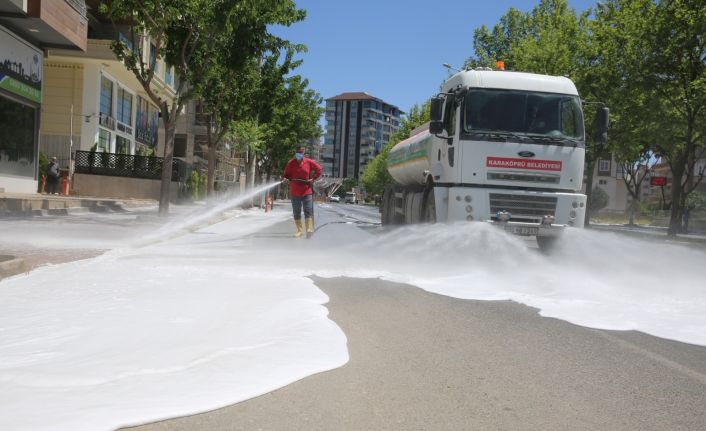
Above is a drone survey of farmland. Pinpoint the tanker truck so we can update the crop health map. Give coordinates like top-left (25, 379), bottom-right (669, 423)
top-left (380, 69), bottom-right (608, 250)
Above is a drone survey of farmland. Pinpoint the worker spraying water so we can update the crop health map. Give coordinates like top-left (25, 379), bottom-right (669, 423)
top-left (282, 145), bottom-right (322, 238)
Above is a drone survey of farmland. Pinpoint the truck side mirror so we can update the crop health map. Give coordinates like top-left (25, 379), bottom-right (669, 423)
top-left (429, 96), bottom-right (445, 134)
top-left (594, 106), bottom-right (609, 145)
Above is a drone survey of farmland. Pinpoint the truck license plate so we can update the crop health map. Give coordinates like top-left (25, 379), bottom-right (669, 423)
top-left (508, 226), bottom-right (539, 236)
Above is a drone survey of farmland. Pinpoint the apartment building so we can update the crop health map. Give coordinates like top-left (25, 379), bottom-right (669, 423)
top-left (0, 0), bottom-right (87, 193)
top-left (590, 154), bottom-right (629, 212)
top-left (174, 99), bottom-right (244, 188)
top-left (323, 92), bottom-right (401, 179)
top-left (38, 1), bottom-right (176, 171)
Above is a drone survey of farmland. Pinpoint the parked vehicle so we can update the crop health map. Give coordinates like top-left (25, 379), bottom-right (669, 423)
top-left (329, 195), bottom-right (340, 203)
top-left (380, 68), bottom-right (609, 251)
top-left (345, 192), bottom-right (358, 204)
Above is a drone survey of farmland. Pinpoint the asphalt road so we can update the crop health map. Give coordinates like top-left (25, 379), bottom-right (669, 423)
top-left (123, 210), bottom-right (706, 431)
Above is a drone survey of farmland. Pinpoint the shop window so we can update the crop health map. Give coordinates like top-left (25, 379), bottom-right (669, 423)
top-left (0, 96), bottom-right (37, 178)
top-left (116, 136), bottom-right (130, 154)
top-left (98, 128), bottom-right (111, 152)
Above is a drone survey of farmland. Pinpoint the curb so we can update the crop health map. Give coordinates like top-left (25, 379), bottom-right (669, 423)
top-left (0, 255), bottom-right (28, 280)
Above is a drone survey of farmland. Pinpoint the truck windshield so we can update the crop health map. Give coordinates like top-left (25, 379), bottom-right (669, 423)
top-left (463, 89), bottom-right (584, 141)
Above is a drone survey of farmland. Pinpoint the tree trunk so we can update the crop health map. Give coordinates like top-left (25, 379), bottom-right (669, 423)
top-left (207, 143), bottom-right (217, 201)
top-left (628, 196), bottom-right (637, 226)
top-left (667, 163), bottom-right (684, 236)
top-left (244, 148), bottom-right (257, 207)
top-left (584, 159), bottom-right (597, 228)
top-left (158, 116), bottom-right (176, 217)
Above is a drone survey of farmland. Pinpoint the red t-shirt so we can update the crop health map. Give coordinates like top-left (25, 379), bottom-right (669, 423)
top-left (283, 157), bottom-right (322, 197)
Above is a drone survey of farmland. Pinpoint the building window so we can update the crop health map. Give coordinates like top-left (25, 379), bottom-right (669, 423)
top-left (598, 179), bottom-right (607, 185)
top-left (116, 87), bottom-right (133, 126)
top-left (194, 134), bottom-right (208, 158)
top-left (165, 66), bottom-right (173, 86)
top-left (174, 134), bottom-right (187, 157)
top-left (135, 96), bottom-right (158, 148)
top-left (149, 43), bottom-right (158, 72)
top-left (116, 135), bottom-right (130, 154)
top-left (98, 128), bottom-right (111, 152)
top-left (598, 159), bottom-right (611, 176)
top-left (100, 76), bottom-right (113, 117)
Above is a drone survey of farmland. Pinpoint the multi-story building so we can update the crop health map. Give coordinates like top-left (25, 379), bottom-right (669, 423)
top-left (174, 99), bottom-right (244, 188)
top-left (590, 154), bottom-right (629, 213)
top-left (0, 0), bottom-right (87, 193)
top-left (40, 0), bottom-right (176, 169)
top-left (323, 92), bottom-right (401, 179)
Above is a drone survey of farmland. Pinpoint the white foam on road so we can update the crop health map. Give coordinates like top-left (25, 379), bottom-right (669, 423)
top-left (1, 202), bottom-right (705, 430)
top-left (0, 208), bottom-right (347, 431)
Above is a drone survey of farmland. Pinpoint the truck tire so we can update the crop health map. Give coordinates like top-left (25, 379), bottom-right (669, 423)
top-left (423, 188), bottom-right (436, 223)
top-left (382, 186), bottom-right (403, 225)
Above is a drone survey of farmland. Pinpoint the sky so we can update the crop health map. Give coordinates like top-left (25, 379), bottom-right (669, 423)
top-left (274, 0), bottom-right (597, 117)
top-left (1, 195), bottom-right (706, 429)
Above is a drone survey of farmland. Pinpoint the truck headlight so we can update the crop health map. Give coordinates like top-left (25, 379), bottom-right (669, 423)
top-left (496, 211), bottom-right (511, 222)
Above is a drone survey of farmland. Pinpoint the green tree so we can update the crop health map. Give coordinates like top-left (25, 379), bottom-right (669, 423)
top-left (589, 186), bottom-right (609, 215)
top-left (199, 46), bottom-right (303, 198)
top-left (593, 0), bottom-right (706, 236)
top-left (102, 0), bottom-right (304, 215)
top-left (360, 102), bottom-right (430, 196)
top-left (259, 74), bottom-right (323, 181)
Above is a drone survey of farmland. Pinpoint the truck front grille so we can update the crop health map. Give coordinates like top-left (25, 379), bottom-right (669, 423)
top-left (489, 193), bottom-right (557, 222)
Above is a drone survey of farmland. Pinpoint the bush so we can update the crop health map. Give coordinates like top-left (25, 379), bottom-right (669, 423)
top-left (687, 191), bottom-right (706, 210)
top-left (37, 151), bottom-right (49, 192)
top-left (589, 186), bottom-right (609, 215)
top-left (189, 170), bottom-right (200, 199)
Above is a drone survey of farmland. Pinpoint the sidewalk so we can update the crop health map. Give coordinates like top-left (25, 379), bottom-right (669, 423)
top-left (0, 192), bottom-right (157, 217)
top-left (590, 222), bottom-right (706, 245)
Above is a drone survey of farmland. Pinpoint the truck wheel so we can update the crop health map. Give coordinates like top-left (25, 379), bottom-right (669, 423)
top-left (536, 236), bottom-right (558, 253)
top-left (423, 188), bottom-right (436, 223)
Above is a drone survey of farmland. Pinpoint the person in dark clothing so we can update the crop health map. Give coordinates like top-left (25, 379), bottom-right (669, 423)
top-left (45, 157), bottom-right (61, 195)
top-left (282, 146), bottom-right (322, 238)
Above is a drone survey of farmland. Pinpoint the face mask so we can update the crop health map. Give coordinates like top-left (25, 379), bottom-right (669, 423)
top-left (295, 152), bottom-right (304, 161)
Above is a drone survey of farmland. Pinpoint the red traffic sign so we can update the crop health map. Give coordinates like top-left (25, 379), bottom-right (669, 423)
top-left (650, 176), bottom-right (667, 186)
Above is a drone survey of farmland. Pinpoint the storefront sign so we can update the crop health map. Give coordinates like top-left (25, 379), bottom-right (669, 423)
top-left (650, 176), bottom-right (667, 186)
top-left (0, 25), bottom-right (42, 103)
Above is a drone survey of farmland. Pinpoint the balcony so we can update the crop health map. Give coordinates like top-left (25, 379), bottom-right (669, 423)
top-left (0, 1), bottom-right (88, 51)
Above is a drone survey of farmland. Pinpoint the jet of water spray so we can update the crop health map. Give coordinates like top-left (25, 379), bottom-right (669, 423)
top-left (132, 181), bottom-right (283, 247)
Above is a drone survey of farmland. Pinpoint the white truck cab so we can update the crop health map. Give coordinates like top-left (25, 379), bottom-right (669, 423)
top-left (381, 69), bottom-right (608, 250)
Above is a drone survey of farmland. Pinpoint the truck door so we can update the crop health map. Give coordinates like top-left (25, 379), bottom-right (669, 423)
top-left (442, 96), bottom-right (458, 173)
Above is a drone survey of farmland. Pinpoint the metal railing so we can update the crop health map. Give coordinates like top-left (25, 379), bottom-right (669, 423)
top-left (74, 150), bottom-right (186, 182)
